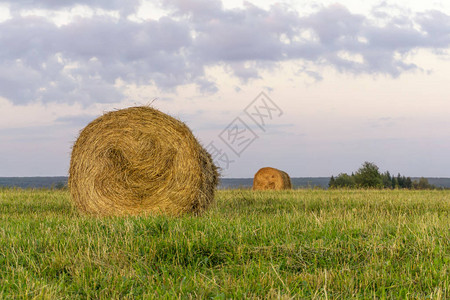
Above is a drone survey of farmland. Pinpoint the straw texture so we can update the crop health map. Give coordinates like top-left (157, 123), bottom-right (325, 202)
top-left (68, 106), bottom-right (219, 216)
top-left (252, 167), bottom-right (292, 190)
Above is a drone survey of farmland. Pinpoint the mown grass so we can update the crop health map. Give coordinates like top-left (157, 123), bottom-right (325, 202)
top-left (0, 188), bottom-right (448, 299)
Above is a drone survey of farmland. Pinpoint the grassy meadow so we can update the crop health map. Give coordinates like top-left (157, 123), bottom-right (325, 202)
top-left (0, 188), bottom-right (448, 299)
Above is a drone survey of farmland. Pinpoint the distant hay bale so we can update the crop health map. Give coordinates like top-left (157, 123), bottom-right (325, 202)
top-left (252, 167), bottom-right (292, 190)
top-left (68, 106), bottom-right (219, 216)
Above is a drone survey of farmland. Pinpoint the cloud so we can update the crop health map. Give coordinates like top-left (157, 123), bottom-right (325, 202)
top-left (8, 0), bottom-right (142, 16)
top-left (1, 0), bottom-right (450, 105)
top-left (0, 15), bottom-right (198, 104)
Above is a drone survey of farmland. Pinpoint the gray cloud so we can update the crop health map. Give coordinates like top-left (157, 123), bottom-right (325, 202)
top-left (1, 0), bottom-right (450, 105)
top-left (300, 4), bottom-right (365, 46)
top-left (0, 15), bottom-right (199, 103)
top-left (163, 1), bottom-right (450, 78)
top-left (8, 0), bottom-right (141, 16)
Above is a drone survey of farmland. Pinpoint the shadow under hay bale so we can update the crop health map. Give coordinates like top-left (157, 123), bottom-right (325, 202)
top-left (252, 167), bottom-right (292, 190)
top-left (69, 106), bottom-right (219, 216)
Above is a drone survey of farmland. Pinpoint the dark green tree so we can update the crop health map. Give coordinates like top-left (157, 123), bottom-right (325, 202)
top-left (354, 162), bottom-right (383, 188)
top-left (391, 176), bottom-right (398, 189)
top-left (405, 177), bottom-right (412, 189)
top-left (397, 174), bottom-right (404, 188)
top-left (329, 175), bottom-right (336, 188)
top-left (382, 171), bottom-right (392, 189)
top-left (333, 173), bottom-right (356, 188)
top-left (328, 162), bottom-right (430, 190)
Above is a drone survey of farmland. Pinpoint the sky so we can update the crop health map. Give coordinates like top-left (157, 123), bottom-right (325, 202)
top-left (1, 0), bottom-right (450, 178)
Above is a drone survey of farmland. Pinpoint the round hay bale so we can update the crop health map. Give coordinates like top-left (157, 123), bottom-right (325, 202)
top-left (252, 167), bottom-right (292, 190)
top-left (68, 106), bottom-right (219, 216)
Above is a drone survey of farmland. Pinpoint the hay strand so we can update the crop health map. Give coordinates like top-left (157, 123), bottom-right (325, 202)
top-left (68, 106), bottom-right (219, 216)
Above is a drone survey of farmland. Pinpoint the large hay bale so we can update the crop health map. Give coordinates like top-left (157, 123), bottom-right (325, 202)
top-left (252, 167), bottom-right (292, 190)
top-left (68, 106), bottom-right (219, 216)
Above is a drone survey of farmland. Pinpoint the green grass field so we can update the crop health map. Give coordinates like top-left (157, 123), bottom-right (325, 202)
top-left (0, 188), bottom-right (448, 299)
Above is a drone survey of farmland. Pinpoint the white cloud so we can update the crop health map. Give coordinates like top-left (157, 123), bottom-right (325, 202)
top-left (2, 0), bottom-right (450, 177)
top-left (337, 51), bottom-right (364, 64)
top-left (0, 4), bottom-right (11, 22)
top-left (1, 0), bottom-right (450, 106)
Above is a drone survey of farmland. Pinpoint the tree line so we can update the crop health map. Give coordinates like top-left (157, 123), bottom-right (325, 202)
top-left (329, 162), bottom-right (438, 189)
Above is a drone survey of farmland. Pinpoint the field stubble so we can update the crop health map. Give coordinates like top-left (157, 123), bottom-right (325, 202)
top-left (0, 188), bottom-right (448, 299)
